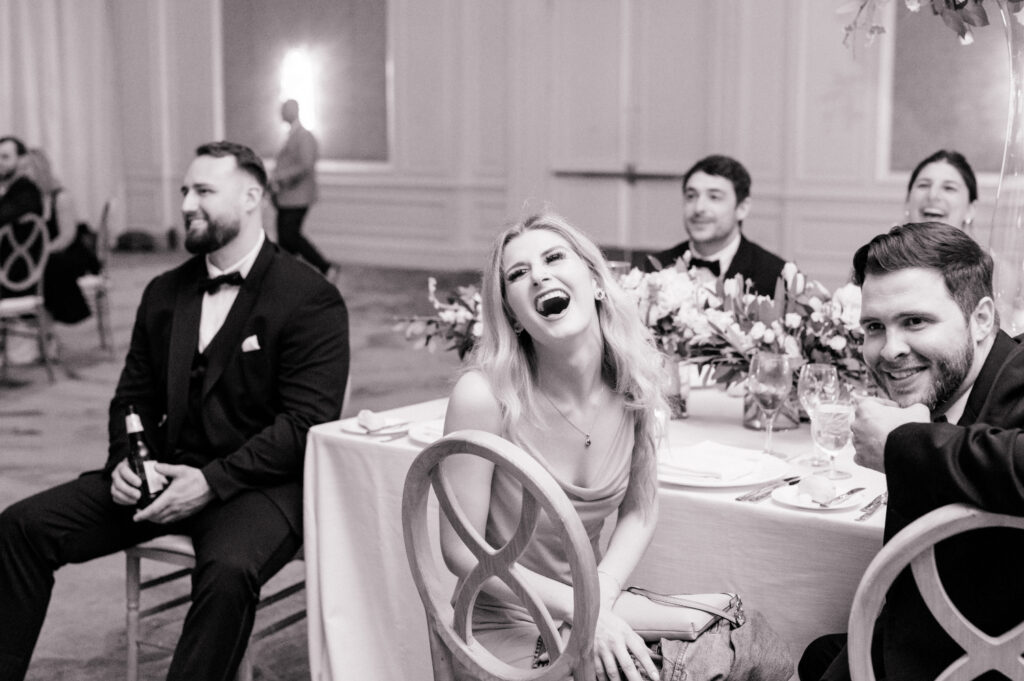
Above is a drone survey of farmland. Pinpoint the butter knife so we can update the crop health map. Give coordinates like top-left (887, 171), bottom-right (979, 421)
top-left (814, 487), bottom-right (866, 508)
top-left (855, 492), bottom-right (888, 522)
top-left (737, 476), bottom-right (800, 502)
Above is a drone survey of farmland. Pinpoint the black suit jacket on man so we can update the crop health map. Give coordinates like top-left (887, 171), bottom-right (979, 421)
top-left (879, 330), bottom-right (1024, 681)
top-left (645, 235), bottom-right (786, 296)
top-left (104, 239), bottom-right (349, 533)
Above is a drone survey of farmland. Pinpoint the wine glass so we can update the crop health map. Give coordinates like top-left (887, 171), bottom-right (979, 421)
top-left (748, 351), bottom-right (794, 458)
top-left (810, 393), bottom-right (855, 480)
top-left (797, 363), bottom-right (839, 467)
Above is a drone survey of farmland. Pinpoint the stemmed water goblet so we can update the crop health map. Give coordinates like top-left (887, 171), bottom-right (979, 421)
top-left (810, 390), bottom-right (855, 480)
top-left (796, 363), bottom-right (839, 467)
top-left (747, 351), bottom-right (794, 458)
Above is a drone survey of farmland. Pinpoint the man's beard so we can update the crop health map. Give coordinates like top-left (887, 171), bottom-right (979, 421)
top-left (872, 339), bottom-right (973, 410)
top-left (184, 213), bottom-right (240, 254)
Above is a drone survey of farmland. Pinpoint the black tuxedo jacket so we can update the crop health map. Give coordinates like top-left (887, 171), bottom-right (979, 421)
top-left (880, 330), bottom-right (1024, 680)
top-left (644, 235), bottom-right (786, 296)
top-left (104, 239), bottom-right (349, 533)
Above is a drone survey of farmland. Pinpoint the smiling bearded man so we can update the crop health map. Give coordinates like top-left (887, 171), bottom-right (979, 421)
top-left (798, 222), bottom-right (1024, 681)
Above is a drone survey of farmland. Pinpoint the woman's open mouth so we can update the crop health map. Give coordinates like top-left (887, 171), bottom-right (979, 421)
top-left (534, 289), bottom-right (571, 318)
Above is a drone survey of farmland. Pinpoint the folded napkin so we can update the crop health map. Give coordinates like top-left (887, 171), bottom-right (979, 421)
top-left (660, 441), bottom-right (761, 480)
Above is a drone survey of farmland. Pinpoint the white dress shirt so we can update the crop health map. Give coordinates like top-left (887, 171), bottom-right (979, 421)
top-left (690, 231), bottom-right (742, 276)
top-left (198, 231), bottom-right (265, 353)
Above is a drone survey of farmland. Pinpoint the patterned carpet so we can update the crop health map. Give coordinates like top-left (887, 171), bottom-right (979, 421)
top-left (0, 250), bottom-right (474, 680)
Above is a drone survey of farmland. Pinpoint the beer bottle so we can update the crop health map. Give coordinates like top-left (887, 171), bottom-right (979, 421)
top-left (124, 405), bottom-right (165, 508)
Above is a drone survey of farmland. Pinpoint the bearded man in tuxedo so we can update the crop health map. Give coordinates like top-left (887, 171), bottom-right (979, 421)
top-left (0, 141), bottom-right (349, 681)
top-left (799, 222), bottom-right (1024, 681)
top-left (646, 154), bottom-right (786, 296)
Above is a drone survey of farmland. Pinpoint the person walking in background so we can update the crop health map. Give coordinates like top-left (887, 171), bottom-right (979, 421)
top-left (270, 99), bottom-right (338, 281)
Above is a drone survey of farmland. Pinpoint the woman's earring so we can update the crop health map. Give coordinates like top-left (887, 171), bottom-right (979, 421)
top-left (594, 287), bottom-right (607, 302)
top-left (512, 320), bottom-right (524, 334)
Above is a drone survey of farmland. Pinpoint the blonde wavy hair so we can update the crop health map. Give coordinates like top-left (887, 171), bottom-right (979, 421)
top-left (465, 212), bottom-right (668, 496)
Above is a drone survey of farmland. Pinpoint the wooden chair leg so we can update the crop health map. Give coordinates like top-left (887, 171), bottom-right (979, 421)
top-left (35, 311), bottom-right (55, 383)
top-left (126, 552), bottom-right (141, 681)
top-left (95, 288), bottom-right (113, 353)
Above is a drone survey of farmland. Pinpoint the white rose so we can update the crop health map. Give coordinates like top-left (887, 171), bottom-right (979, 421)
top-left (832, 283), bottom-right (863, 328)
top-left (763, 328), bottom-right (776, 345)
top-left (781, 262), bottom-right (799, 289)
top-left (784, 313), bottom-right (802, 329)
top-left (827, 335), bottom-right (848, 352)
top-left (750, 321), bottom-right (766, 340)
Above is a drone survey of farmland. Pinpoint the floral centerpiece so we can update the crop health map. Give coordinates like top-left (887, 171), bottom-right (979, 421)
top-left (841, 0), bottom-right (1024, 47)
top-left (394, 277), bottom-right (482, 360)
top-left (619, 257), bottom-right (867, 390)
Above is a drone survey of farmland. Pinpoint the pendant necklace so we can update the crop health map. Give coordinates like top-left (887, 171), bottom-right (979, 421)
top-left (541, 391), bottom-right (597, 448)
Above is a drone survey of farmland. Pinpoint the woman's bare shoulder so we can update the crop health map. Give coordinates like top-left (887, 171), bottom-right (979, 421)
top-left (447, 370), bottom-right (502, 434)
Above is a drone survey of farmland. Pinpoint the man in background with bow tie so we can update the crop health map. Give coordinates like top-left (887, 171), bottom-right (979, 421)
top-left (799, 222), bottom-right (1024, 681)
top-left (0, 141), bottom-right (350, 681)
top-left (646, 154), bottom-right (785, 296)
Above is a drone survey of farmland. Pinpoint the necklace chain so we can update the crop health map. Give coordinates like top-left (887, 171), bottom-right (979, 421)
top-left (541, 391), bottom-right (596, 448)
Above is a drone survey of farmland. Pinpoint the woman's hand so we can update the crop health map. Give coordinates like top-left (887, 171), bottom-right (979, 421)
top-left (592, 606), bottom-right (659, 681)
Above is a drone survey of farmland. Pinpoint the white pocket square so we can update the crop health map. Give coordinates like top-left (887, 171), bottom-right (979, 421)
top-left (241, 335), bottom-right (261, 352)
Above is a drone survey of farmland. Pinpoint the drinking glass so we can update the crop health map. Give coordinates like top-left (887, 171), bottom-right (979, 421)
top-left (811, 395), bottom-right (855, 480)
top-left (796, 363), bottom-right (839, 467)
top-left (748, 351), bottom-right (794, 458)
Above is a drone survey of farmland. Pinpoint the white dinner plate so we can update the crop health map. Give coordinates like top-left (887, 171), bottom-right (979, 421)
top-left (658, 451), bottom-right (792, 488)
top-left (407, 420), bottom-right (445, 446)
top-left (340, 419), bottom-right (409, 437)
top-left (771, 484), bottom-right (865, 511)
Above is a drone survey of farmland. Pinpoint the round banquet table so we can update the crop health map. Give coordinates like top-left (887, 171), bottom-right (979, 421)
top-left (303, 388), bottom-right (885, 681)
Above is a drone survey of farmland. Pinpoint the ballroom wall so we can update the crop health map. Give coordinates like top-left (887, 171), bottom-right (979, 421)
top-left (106, 0), bottom-right (1001, 289)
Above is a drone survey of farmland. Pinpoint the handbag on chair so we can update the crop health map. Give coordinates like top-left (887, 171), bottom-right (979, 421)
top-left (534, 586), bottom-right (792, 681)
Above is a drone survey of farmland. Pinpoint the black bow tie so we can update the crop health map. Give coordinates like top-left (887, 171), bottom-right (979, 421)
top-left (932, 414), bottom-right (948, 424)
top-left (689, 258), bottom-right (721, 276)
top-left (199, 271), bottom-right (244, 294)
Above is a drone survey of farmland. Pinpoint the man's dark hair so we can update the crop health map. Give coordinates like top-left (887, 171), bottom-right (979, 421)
top-left (682, 154), bottom-right (752, 204)
top-left (195, 141), bottom-right (267, 190)
top-left (0, 136), bottom-right (28, 156)
top-left (906, 149), bottom-right (978, 202)
top-left (852, 221), bottom-right (993, 320)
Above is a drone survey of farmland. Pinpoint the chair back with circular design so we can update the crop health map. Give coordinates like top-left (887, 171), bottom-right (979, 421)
top-left (402, 429), bottom-right (599, 681)
top-left (848, 503), bottom-right (1024, 681)
top-left (0, 214), bottom-right (50, 295)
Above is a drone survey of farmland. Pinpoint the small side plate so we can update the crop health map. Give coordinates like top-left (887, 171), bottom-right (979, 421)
top-left (771, 485), bottom-right (864, 511)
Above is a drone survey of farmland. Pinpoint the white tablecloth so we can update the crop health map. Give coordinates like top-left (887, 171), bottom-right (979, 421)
top-left (304, 390), bottom-right (886, 681)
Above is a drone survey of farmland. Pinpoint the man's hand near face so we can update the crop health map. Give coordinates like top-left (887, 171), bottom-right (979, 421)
top-left (852, 396), bottom-right (930, 473)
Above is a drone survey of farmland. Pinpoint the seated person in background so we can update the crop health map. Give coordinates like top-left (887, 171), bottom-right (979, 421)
top-left (799, 222), bottom-right (1024, 681)
top-left (0, 141), bottom-right (350, 681)
top-left (646, 154), bottom-right (786, 296)
top-left (0, 136), bottom-right (42, 227)
top-left (18, 147), bottom-right (100, 324)
top-left (442, 212), bottom-right (791, 681)
top-left (904, 149), bottom-right (977, 231)
top-left (0, 136), bottom-right (44, 300)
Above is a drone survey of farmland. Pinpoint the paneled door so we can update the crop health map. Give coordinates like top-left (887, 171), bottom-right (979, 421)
top-left (538, 0), bottom-right (717, 256)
